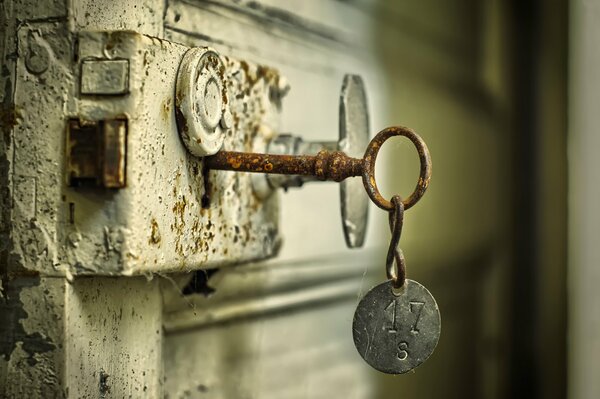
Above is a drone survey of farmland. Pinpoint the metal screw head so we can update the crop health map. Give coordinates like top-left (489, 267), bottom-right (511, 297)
top-left (175, 47), bottom-right (227, 157)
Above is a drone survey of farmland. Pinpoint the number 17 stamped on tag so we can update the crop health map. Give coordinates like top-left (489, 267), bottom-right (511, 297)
top-left (352, 279), bottom-right (441, 374)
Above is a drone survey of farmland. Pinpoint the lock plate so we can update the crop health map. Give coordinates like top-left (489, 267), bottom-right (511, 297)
top-left (4, 29), bottom-right (282, 276)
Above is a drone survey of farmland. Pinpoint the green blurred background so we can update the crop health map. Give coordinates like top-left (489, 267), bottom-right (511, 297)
top-left (370, 1), bottom-right (567, 398)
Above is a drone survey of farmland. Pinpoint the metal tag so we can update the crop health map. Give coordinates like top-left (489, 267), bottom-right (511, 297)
top-left (353, 279), bottom-right (441, 374)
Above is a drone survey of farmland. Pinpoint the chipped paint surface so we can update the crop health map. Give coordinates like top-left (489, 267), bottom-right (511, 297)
top-left (0, 277), bottom-right (65, 398)
top-left (2, 27), bottom-right (281, 277)
top-left (0, 275), bottom-right (163, 398)
top-left (65, 277), bottom-right (163, 398)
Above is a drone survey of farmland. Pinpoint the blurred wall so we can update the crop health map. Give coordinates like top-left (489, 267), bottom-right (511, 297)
top-left (569, 1), bottom-right (600, 398)
top-left (369, 1), bottom-right (510, 397)
top-left (369, 1), bottom-right (567, 397)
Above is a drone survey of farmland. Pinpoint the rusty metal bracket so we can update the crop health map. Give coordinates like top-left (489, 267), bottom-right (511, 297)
top-left (66, 118), bottom-right (127, 188)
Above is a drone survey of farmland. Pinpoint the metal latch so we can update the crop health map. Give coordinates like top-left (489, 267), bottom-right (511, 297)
top-left (67, 119), bottom-right (127, 188)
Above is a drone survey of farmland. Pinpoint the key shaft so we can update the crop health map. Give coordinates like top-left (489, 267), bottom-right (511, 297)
top-left (204, 126), bottom-right (431, 211)
top-left (205, 150), bottom-right (364, 182)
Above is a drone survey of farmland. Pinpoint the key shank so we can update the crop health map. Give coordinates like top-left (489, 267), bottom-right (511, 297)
top-left (204, 126), bottom-right (431, 212)
top-left (205, 150), bottom-right (364, 182)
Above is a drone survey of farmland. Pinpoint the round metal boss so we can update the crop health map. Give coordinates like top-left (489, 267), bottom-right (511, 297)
top-left (353, 279), bottom-right (441, 374)
top-left (175, 47), bottom-right (228, 157)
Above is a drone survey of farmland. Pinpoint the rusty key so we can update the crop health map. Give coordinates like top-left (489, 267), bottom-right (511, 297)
top-left (204, 126), bottom-right (432, 211)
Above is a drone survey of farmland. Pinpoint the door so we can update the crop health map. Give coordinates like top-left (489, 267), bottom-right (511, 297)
top-left (1, 1), bottom-right (567, 398)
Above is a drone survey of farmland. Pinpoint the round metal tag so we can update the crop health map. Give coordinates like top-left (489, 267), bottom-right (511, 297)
top-left (353, 279), bottom-right (441, 374)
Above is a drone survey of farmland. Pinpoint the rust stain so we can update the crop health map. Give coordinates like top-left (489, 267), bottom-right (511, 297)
top-left (174, 98), bottom-right (189, 138)
top-left (0, 106), bottom-right (22, 144)
top-left (149, 218), bottom-right (161, 244)
top-left (66, 118), bottom-right (127, 188)
top-left (161, 97), bottom-right (172, 122)
top-left (160, 57), bottom-right (290, 264)
top-left (226, 156), bottom-right (242, 169)
top-left (102, 119), bottom-right (127, 188)
top-left (242, 221), bottom-right (252, 247)
top-left (172, 194), bottom-right (187, 256)
top-left (205, 150), bottom-right (362, 182)
top-left (361, 126), bottom-right (432, 211)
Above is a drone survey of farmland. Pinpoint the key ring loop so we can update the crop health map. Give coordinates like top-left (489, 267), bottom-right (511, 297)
top-left (386, 195), bottom-right (406, 288)
top-left (362, 126), bottom-right (432, 211)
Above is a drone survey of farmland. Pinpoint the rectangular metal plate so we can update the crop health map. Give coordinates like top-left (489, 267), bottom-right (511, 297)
top-left (80, 59), bottom-right (129, 95)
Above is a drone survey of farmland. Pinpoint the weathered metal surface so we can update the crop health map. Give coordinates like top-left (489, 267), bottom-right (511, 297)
top-left (0, 276), bottom-right (65, 398)
top-left (65, 277), bottom-right (163, 398)
top-left (386, 195), bottom-right (407, 289)
top-left (0, 276), bottom-right (163, 398)
top-left (165, 296), bottom-right (375, 399)
top-left (256, 134), bottom-right (312, 196)
top-left (8, 22), bottom-right (74, 277)
top-left (66, 119), bottom-right (127, 188)
top-left (162, 250), bottom-right (381, 399)
top-left (163, 0), bottom-right (375, 261)
top-left (2, 27), bottom-right (282, 276)
top-left (362, 126), bottom-right (432, 211)
top-left (162, 250), bottom-right (379, 331)
top-left (352, 279), bottom-right (441, 374)
top-left (71, 0), bottom-right (165, 37)
top-left (205, 149), bottom-right (364, 182)
top-left (102, 119), bottom-right (127, 188)
top-left (80, 59), bottom-right (130, 95)
top-left (175, 47), bottom-right (228, 157)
